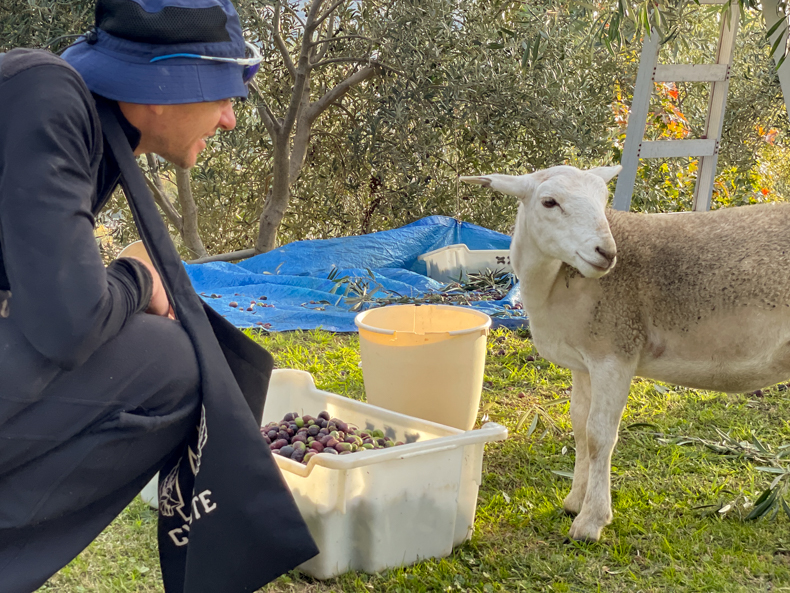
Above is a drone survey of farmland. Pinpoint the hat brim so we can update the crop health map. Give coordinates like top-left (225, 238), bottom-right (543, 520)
top-left (62, 42), bottom-right (248, 104)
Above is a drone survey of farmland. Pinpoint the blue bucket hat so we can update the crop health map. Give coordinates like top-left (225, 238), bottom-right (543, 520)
top-left (61, 0), bottom-right (254, 104)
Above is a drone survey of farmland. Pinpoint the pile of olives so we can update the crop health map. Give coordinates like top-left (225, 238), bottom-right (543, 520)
top-left (261, 411), bottom-right (404, 464)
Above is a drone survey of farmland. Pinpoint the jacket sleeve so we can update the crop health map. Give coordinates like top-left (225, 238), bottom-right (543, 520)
top-left (0, 65), bottom-right (153, 370)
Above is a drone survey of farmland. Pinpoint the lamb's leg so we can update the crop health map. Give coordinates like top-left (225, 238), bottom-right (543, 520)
top-left (563, 370), bottom-right (591, 515)
top-left (567, 361), bottom-right (632, 542)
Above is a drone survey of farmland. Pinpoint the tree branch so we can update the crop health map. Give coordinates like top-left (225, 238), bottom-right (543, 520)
top-left (248, 81), bottom-right (280, 136)
top-left (174, 166), bottom-right (208, 259)
top-left (310, 56), bottom-right (370, 68)
top-left (305, 64), bottom-right (377, 124)
top-left (310, 57), bottom-right (399, 75)
top-left (311, 15), bottom-right (334, 62)
top-left (144, 172), bottom-right (183, 232)
top-left (310, 34), bottom-right (379, 48)
top-left (273, 1), bottom-right (296, 79)
top-left (314, 0), bottom-right (345, 29)
top-left (281, 3), bottom-right (305, 28)
top-left (282, 0), bottom-right (324, 135)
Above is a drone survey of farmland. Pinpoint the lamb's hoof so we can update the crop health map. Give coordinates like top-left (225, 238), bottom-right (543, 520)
top-left (562, 492), bottom-right (584, 516)
top-left (567, 513), bottom-right (605, 542)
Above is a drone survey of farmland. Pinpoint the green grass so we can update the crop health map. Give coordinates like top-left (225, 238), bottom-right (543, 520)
top-left (39, 328), bottom-right (790, 592)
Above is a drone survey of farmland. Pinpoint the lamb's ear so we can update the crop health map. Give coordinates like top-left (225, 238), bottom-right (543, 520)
top-left (460, 174), bottom-right (533, 199)
top-left (587, 165), bottom-right (622, 184)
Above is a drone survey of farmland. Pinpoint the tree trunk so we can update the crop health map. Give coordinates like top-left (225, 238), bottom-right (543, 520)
top-left (255, 130), bottom-right (293, 253)
top-left (145, 153), bottom-right (183, 234)
top-left (249, 0), bottom-right (382, 253)
top-left (174, 167), bottom-right (208, 259)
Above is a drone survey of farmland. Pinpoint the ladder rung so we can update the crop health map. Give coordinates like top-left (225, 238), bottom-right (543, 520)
top-left (654, 64), bottom-right (728, 82)
top-left (640, 139), bottom-right (716, 159)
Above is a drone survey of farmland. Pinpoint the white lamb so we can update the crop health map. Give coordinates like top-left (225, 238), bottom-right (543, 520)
top-left (461, 164), bottom-right (790, 541)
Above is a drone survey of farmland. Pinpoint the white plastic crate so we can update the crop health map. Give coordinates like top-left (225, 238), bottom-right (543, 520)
top-left (418, 244), bottom-right (512, 284)
top-left (264, 369), bottom-right (507, 578)
top-left (142, 369), bottom-right (507, 579)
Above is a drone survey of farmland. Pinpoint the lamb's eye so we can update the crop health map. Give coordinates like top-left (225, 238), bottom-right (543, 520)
top-left (542, 198), bottom-right (558, 208)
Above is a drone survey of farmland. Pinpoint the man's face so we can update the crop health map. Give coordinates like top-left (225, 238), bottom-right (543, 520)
top-left (124, 99), bottom-right (237, 168)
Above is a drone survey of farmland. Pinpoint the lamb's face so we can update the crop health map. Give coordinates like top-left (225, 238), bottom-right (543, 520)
top-left (526, 167), bottom-right (617, 278)
top-left (461, 165), bottom-right (620, 279)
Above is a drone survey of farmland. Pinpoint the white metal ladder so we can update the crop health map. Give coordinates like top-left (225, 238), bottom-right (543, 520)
top-left (613, 0), bottom-right (740, 212)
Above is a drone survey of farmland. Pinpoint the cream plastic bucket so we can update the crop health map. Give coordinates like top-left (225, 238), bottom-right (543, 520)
top-left (355, 304), bottom-right (491, 431)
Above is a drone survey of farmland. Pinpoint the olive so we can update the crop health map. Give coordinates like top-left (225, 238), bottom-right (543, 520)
top-left (334, 442), bottom-right (352, 453)
top-left (229, 301), bottom-right (238, 307)
top-left (326, 437), bottom-right (339, 448)
top-left (283, 412), bottom-right (297, 422)
top-left (321, 447), bottom-right (338, 455)
top-left (303, 451), bottom-right (315, 464)
top-left (267, 429), bottom-right (278, 440)
top-left (310, 441), bottom-right (324, 452)
top-left (291, 448), bottom-right (305, 462)
top-left (271, 439), bottom-right (288, 449)
top-left (292, 440), bottom-right (306, 451)
top-left (308, 425), bottom-right (320, 436)
top-left (278, 430), bottom-right (290, 441)
top-left (294, 417), bottom-right (304, 428)
top-left (279, 445), bottom-right (295, 458)
top-left (318, 411), bottom-right (330, 421)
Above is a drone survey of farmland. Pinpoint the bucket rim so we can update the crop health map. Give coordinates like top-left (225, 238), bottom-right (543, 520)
top-left (354, 303), bottom-right (492, 336)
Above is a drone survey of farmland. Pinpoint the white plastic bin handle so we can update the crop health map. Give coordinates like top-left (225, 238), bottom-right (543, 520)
top-left (397, 443), bottom-right (457, 460)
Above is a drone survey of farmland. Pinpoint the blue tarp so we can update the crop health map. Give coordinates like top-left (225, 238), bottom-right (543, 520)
top-left (186, 215), bottom-right (527, 332)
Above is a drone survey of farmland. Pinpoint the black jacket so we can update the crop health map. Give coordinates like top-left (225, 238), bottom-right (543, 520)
top-left (0, 48), bottom-right (152, 376)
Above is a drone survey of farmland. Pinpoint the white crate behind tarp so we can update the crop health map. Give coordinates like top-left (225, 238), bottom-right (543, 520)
top-left (418, 244), bottom-right (512, 284)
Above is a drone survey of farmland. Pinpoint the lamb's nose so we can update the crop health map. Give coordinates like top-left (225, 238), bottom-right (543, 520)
top-left (596, 246), bottom-right (616, 265)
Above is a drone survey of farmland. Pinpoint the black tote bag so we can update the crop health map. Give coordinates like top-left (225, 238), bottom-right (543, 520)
top-left (96, 101), bottom-right (318, 593)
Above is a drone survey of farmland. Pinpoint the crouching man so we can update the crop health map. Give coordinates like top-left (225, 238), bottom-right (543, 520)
top-left (0, 1), bottom-right (316, 591)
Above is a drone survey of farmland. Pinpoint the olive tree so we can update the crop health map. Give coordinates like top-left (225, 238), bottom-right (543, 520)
top-left (237, 0), bottom-right (396, 253)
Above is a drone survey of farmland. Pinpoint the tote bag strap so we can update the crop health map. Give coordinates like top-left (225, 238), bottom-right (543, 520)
top-left (95, 100), bottom-right (318, 592)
